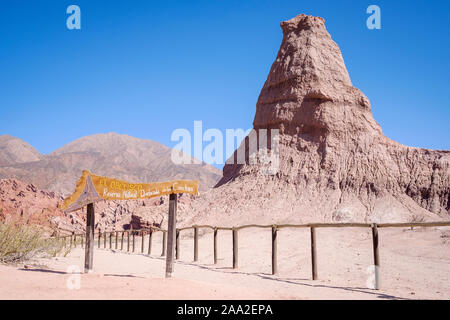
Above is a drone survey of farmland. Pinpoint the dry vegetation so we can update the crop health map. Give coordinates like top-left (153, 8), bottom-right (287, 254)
top-left (0, 217), bottom-right (70, 264)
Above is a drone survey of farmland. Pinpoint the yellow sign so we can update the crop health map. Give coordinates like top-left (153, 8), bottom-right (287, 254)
top-left (61, 170), bottom-right (198, 212)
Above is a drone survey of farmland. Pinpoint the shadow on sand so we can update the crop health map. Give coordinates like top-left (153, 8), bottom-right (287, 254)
top-left (19, 249), bottom-right (409, 300)
top-left (171, 259), bottom-right (410, 300)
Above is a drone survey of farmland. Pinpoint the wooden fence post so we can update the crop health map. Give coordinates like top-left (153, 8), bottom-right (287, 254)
top-left (148, 229), bottom-right (153, 255)
top-left (132, 231), bottom-right (136, 252)
top-left (232, 228), bottom-right (238, 269)
top-left (73, 235), bottom-right (76, 248)
top-left (70, 235), bottom-right (73, 248)
top-left (141, 231), bottom-right (145, 253)
top-left (175, 229), bottom-right (180, 260)
top-left (98, 232), bottom-right (101, 248)
top-left (213, 228), bottom-right (218, 264)
top-left (115, 231), bottom-right (118, 250)
top-left (311, 226), bottom-right (318, 280)
top-left (371, 223), bottom-right (380, 290)
top-left (109, 232), bottom-right (112, 249)
top-left (103, 232), bottom-right (107, 248)
top-left (84, 203), bottom-right (95, 273)
top-left (165, 193), bottom-right (177, 277)
top-left (81, 235), bottom-right (84, 248)
top-left (161, 231), bottom-right (167, 257)
top-left (272, 226), bottom-right (278, 275)
top-left (194, 227), bottom-right (199, 262)
top-left (121, 231), bottom-right (124, 250)
top-left (127, 231), bottom-right (130, 252)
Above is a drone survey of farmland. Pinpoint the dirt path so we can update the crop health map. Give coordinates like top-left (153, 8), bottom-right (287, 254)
top-left (0, 227), bottom-right (449, 300)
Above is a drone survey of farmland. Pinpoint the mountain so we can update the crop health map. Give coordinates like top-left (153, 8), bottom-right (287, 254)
top-left (182, 14), bottom-right (449, 227)
top-left (0, 133), bottom-right (221, 195)
top-left (0, 135), bottom-right (42, 166)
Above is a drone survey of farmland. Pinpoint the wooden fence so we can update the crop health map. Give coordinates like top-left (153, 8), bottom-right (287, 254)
top-left (57, 221), bottom-right (450, 290)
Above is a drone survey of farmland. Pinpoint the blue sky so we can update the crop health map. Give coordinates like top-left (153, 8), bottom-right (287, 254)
top-left (0, 0), bottom-right (449, 167)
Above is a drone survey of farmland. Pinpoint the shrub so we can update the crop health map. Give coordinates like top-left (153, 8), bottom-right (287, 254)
top-left (0, 220), bottom-right (70, 264)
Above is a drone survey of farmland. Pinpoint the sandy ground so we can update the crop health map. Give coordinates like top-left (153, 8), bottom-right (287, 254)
top-left (0, 226), bottom-right (449, 300)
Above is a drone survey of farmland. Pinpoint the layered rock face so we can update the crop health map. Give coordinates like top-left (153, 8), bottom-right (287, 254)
top-left (184, 14), bottom-right (449, 226)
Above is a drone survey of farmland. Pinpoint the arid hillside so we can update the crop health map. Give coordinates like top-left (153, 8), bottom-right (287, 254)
top-left (0, 133), bottom-right (218, 234)
top-left (0, 132), bottom-right (221, 195)
top-left (0, 135), bottom-right (42, 166)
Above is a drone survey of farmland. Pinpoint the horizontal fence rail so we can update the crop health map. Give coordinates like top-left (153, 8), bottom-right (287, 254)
top-left (55, 221), bottom-right (450, 290)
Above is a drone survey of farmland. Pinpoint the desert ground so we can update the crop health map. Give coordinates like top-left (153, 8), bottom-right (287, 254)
top-left (1, 226), bottom-right (449, 300)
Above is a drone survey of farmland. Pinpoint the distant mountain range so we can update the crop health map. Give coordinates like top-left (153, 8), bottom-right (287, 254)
top-left (0, 133), bottom-right (221, 195)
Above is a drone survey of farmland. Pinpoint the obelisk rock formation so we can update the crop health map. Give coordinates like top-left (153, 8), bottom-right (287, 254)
top-left (183, 14), bottom-right (449, 226)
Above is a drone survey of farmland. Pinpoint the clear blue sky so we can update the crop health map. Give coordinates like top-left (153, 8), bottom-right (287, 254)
top-left (1, 0), bottom-right (449, 167)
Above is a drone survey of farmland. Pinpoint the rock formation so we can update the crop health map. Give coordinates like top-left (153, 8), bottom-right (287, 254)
top-left (0, 179), bottom-right (66, 234)
top-left (0, 178), bottom-right (177, 235)
top-left (182, 14), bottom-right (449, 226)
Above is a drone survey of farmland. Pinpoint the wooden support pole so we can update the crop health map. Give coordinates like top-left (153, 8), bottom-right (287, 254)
top-left (73, 235), bottom-right (76, 248)
top-left (213, 228), bottom-right (218, 265)
top-left (272, 226), bottom-right (278, 275)
top-left (81, 235), bottom-right (84, 248)
top-left (121, 231), bottom-right (124, 250)
top-left (98, 232), bottom-right (101, 248)
top-left (141, 231), bottom-right (145, 254)
top-left (70, 235), bottom-right (73, 248)
top-left (175, 229), bottom-right (180, 260)
top-left (148, 229), bottom-right (153, 255)
top-left (161, 231), bottom-right (167, 257)
top-left (232, 228), bottom-right (238, 269)
top-left (84, 203), bottom-right (95, 273)
top-left (109, 232), bottom-right (112, 249)
top-left (165, 193), bottom-right (177, 278)
top-left (132, 231), bottom-right (136, 252)
top-left (311, 227), bottom-right (318, 280)
top-left (115, 232), bottom-right (118, 250)
top-left (372, 224), bottom-right (380, 290)
top-left (103, 232), bottom-right (106, 248)
top-left (127, 231), bottom-right (130, 252)
top-left (194, 227), bottom-right (199, 262)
